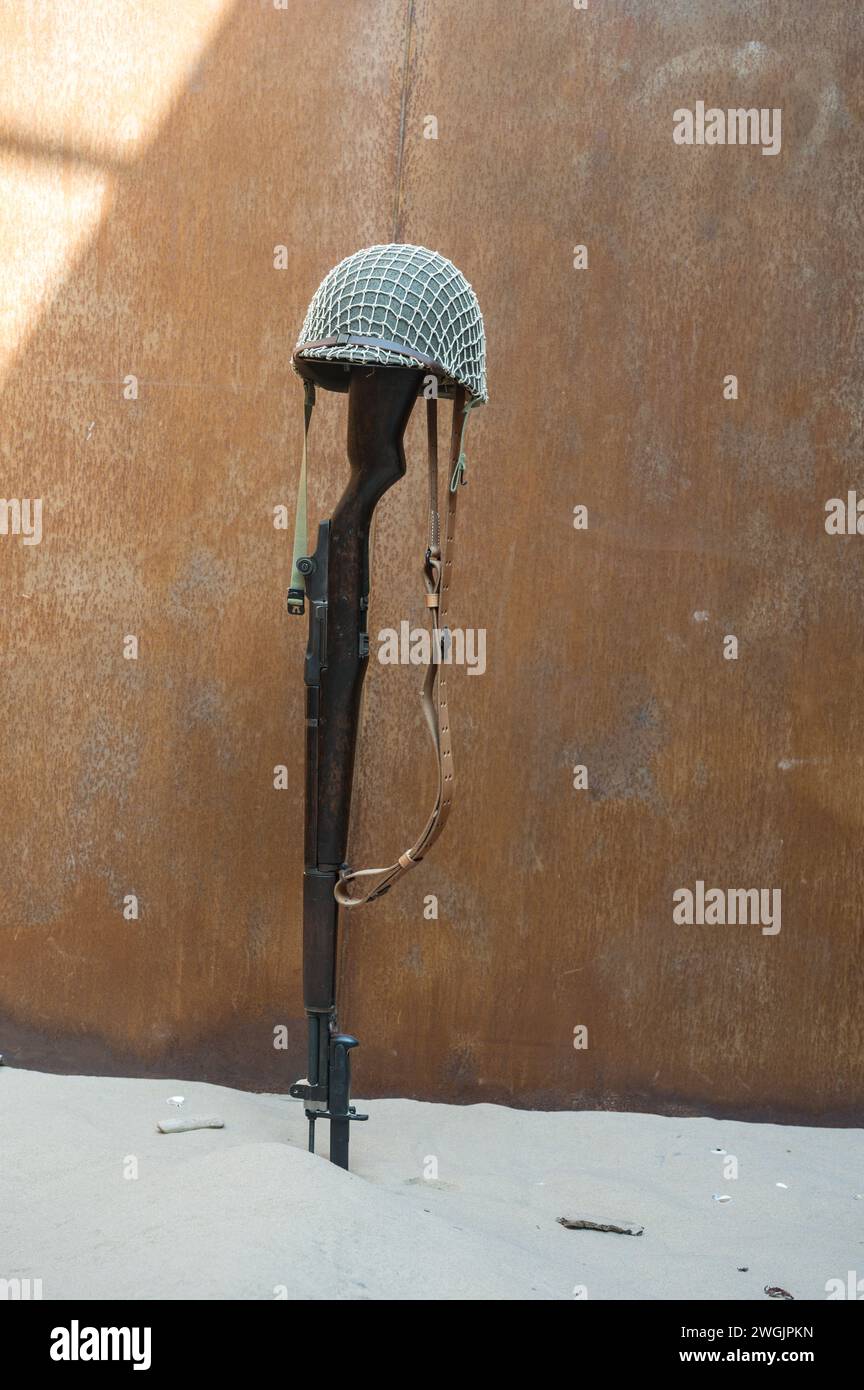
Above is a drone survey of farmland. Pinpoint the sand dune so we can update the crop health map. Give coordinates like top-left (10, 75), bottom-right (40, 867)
top-left (1, 1070), bottom-right (860, 1300)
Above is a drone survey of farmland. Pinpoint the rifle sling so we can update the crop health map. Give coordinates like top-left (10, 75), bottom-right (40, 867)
top-left (335, 386), bottom-right (471, 907)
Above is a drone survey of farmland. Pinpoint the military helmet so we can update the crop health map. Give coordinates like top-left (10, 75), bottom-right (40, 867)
top-left (292, 242), bottom-right (487, 405)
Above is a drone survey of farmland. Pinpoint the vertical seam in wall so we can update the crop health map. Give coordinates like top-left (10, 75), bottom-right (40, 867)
top-left (341, 0), bottom-right (415, 1021)
top-left (391, 0), bottom-right (416, 242)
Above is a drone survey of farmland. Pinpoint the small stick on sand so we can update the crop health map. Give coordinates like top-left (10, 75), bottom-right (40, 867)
top-left (558, 1216), bottom-right (644, 1236)
top-left (157, 1115), bottom-right (225, 1134)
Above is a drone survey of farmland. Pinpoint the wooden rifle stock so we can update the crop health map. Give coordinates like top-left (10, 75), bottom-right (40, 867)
top-left (289, 366), bottom-right (423, 1168)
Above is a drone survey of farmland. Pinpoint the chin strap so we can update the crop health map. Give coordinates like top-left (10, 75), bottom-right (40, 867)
top-left (287, 380), bottom-right (316, 616)
top-left (336, 386), bottom-right (476, 907)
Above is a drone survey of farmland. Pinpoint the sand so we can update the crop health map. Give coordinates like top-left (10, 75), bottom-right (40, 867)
top-left (1, 1068), bottom-right (861, 1300)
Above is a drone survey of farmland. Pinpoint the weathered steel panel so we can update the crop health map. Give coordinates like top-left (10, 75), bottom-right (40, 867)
top-left (0, 0), bottom-right (410, 1088)
top-left (1, 0), bottom-right (861, 1122)
top-left (344, 0), bottom-right (864, 1122)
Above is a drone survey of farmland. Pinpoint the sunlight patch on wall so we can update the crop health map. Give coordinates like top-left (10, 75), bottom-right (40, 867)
top-left (0, 158), bottom-right (109, 379)
top-left (0, 0), bottom-right (231, 164)
top-left (0, 0), bottom-right (234, 381)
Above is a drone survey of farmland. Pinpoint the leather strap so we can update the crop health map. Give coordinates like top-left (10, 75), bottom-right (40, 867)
top-left (335, 387), bottom-right (470, 907)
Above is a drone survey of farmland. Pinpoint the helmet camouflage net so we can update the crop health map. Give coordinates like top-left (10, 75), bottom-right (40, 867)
top-left (293, 243), bottom-right (487, 404)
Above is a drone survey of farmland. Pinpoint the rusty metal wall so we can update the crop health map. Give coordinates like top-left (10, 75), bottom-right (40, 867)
top-left (1, 0), bottom-right (861, 1123)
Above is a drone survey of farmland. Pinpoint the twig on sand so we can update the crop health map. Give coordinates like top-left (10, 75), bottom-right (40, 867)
top-left (157, 1115), bottom-right (225, 1134)
top-left (557, 1216), bottom-right (644, 1236)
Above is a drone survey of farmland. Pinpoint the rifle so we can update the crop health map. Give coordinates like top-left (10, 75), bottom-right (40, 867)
top-left (288, 366), bottom-right (423, 1168)
top-left (286, 243), bottom-right (486, 1171)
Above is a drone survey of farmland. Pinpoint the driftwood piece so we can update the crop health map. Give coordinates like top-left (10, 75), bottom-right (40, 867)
top-left (156, 1115), bottom-right (225, 1134)
top-left (557, 1216), bottom-right (644, 1236)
